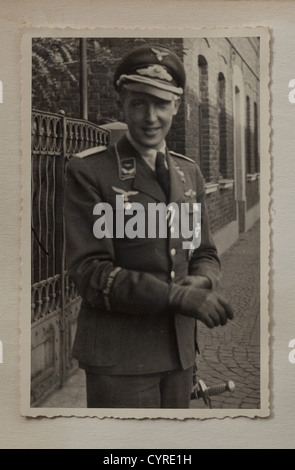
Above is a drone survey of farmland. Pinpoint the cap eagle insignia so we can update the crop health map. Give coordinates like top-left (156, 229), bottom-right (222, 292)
top-left (151, 48), bottom-right (169, 62)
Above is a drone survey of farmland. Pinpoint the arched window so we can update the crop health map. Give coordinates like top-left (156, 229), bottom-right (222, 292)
top-left (246, 96), bottom-right (252, 174)
top-left (198, 55), bottom-right (209, 181)
top-left (218, 73), bottom-right (227, 178)
top-left (254, 102), bottom-right (259, 173)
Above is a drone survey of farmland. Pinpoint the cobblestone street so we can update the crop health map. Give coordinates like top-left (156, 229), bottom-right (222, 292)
top-left (40, 221), bottom-right (261, 410)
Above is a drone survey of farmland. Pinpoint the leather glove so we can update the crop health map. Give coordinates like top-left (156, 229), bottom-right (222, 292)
top-left (168, 283), bottom-right (234, 329)
top-left (178, 275), bottom-right (211, 290)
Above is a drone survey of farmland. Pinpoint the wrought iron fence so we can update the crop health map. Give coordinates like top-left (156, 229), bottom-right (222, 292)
top-left (31, 109), bottom-right (110, 406)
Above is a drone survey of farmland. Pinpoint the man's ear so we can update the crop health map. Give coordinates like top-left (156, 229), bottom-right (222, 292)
top-left (172, 97), bottom-right (181, 116)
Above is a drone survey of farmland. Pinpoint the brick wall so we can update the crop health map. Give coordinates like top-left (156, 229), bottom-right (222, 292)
top-left (206, 188), bottom-right (237, 234)
top-left (182, 37), bottom-right (260, 234)
top-left (182, 38), bottom-right (236, 182)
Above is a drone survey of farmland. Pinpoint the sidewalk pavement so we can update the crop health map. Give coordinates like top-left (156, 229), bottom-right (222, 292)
top-left (191, 219), bottom-right (260, 409)
top-left (39, 220), bottom-right (261, 410)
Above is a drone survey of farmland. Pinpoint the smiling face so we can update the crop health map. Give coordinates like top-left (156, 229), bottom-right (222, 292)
top-left (119, 90), bottom-right (180, 150)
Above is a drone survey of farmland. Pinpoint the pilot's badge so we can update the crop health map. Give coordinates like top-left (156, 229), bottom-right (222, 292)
top-left (184, 189), bottom-right (198, 227)
top-left (112, 186), bottom-right (139, 210)
top-left (184, 189), bottom-right (196, 199)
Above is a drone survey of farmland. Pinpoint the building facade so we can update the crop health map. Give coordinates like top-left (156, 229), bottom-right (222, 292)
top-left (33, 35), bottom-right (260, 253)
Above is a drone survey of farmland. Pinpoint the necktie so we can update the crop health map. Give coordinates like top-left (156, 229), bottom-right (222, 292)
top-left (155, 151), bottom-right (170, 200)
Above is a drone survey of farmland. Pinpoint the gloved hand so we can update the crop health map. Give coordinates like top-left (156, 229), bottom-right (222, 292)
top-left (168, 283), bottom-right (234, 329)
top-left (178, 275), bottom-right (211, 290)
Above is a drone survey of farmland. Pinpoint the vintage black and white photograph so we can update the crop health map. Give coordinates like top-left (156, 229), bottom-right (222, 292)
top-left (21, 28), bottom-right (270, 419)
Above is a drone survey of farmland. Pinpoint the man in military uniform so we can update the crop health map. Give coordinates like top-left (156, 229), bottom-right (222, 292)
top-left (64, 44), bottom-right (233, 409)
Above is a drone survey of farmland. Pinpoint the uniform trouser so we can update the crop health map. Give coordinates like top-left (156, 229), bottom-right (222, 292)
top-left (85, 367), bottom-right (194, 409)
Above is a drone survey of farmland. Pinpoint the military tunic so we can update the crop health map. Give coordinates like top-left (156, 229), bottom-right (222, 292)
top-left (64, 135), bottom-right (221, 376)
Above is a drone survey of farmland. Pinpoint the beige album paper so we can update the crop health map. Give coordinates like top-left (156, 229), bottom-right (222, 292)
top-left (3, 0), bottom-right (295, 450)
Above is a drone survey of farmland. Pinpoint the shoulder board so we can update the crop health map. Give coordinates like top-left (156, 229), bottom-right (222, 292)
top-left (74, 145), bottom-right (107, 158)
top-left (169, 150), bottom-right (195, 164)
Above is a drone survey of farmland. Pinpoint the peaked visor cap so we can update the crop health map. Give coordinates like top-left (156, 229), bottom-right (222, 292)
top-left (114, 45), bottom-right (186, 101)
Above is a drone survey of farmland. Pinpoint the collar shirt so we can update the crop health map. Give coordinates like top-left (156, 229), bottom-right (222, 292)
top-left (126, 131), bottom-right (168, 171)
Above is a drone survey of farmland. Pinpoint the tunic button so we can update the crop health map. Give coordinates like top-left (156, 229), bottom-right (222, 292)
top-left (170, 248), bottom-right (176, 256)
top-left (171, 271), bottom-right (175, 279)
